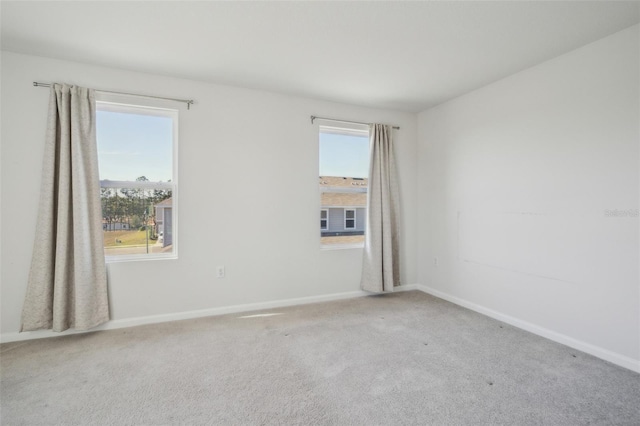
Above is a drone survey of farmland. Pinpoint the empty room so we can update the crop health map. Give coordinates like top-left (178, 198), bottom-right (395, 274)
top-left (1, 1), bottom-right (639, 424)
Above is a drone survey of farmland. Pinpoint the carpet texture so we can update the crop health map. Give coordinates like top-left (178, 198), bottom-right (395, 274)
top-left (1, 291), bottom-right (639, 425)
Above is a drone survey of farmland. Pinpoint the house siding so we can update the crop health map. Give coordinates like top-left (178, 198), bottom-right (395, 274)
top-left (327, 208), bottom-right (344, 232)
top-left (323, 207), bottom-right (366, 235)
top-left (164, 207), bottom-right (173, 247)
top-left (356, 208), bottom-right (366, 232)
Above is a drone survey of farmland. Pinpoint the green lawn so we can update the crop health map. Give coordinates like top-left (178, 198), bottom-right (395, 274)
top-left (103, 229), bottom-right (154, 247)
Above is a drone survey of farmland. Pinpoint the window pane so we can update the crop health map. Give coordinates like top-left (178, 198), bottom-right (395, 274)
top-left (320, 210), bottom-right (328, 219)
top-left (97, 110), bottom-right (173, 182)
top-left (101, 187), bottom-right (173, 256)
top-left (319, 126), bottom-right (368, 247)
top-left (320, 188), bottom-right (366, 245)
top-left (96, 102), bottom-right (177, 261)
top-left (319, 131), bottom-right (369, 178)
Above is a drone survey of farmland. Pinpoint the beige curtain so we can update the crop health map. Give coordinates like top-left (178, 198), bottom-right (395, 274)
top-left (21, 84), bottom-right (109, 332)
top-left (361, 124), bottom-right (400, 293)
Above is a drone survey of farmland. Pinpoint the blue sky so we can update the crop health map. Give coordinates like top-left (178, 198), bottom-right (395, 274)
top-left (319, 132), bottom-right (369, 178)
top-left (96, 111), bottom-right (173, 182)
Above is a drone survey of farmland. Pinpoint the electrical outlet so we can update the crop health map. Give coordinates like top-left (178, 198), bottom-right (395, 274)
top-left (433, 257), bottom-right (439, 267)
top-left (216, 266), bottom-right (225, 279)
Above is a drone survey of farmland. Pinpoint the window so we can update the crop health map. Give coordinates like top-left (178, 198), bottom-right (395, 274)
top-left (344, 209), bottom-right (356, 229)
top-left (96, 99), bottom-right (178, 261)
top-left (318, 123), bottom-right (369, 248)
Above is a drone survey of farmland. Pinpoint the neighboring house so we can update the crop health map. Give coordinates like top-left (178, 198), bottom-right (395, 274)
top-left (155, 197), bottom-right (173, 247)
top-left (102, 221), bottom-right (130, 231)
top-left (320, 176), bottom-right (367, 236)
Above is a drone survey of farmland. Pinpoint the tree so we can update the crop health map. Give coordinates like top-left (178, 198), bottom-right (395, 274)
top-left (101, 188), bottom-right (115, 231)
top-left (100, 176), bottom-right (172, 234)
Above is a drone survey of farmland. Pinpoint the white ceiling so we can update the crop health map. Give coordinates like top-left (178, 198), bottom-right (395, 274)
top-left (2, 1), bottom-right (639, 112)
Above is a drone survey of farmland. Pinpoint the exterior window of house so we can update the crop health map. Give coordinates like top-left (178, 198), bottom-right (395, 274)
top-left (344, 209), bottom-right (356, 229)
top-left (318, 123), bottom-right (369, 249)
top-left (320, 209), bottom-right (328, 230)
top-left (96, 98), bottom-right (178, 262)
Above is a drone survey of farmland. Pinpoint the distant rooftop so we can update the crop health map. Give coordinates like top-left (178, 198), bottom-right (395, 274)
top-left (319, 176), bottom-right (368, 187)
top-left (320, 177), bottom-right (367, 207)
top-left (155, 197), bottom-right (172, 207)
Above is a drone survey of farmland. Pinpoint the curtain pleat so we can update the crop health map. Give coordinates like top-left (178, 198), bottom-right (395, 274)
top-left (360, 124), bottom-right (400, 293)
top-left (21, 84), bottom-right (109, 332)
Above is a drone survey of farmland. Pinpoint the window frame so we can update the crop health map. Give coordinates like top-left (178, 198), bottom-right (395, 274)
top-left (344, 208), bottom-right (356, 229)
top-left (96, 97), bottom-right (179, 263)
top-left (320, 209), bottom-right (329, 231)
top-left (318, 122), bottom-right (369, 250)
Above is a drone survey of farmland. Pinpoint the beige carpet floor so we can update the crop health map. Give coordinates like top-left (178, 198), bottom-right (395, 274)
top-left (1, 290), bottom-right (639, 425)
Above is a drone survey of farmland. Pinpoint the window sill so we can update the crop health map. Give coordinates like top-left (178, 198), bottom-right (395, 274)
top-left (320, 243), bottom-right (364, 251)
top-left (105, 253), bottom-right (178, 263)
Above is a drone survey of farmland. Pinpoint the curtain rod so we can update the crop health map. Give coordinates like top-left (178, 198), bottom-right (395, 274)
top-left (33, 82), bottom-right (195, 110)
top-left (310, 115), bottom-right (400, 130)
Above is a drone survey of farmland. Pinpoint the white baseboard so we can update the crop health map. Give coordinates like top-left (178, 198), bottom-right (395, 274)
top-left (0, 284), bottom-right (419, 344)
top-left (10, 282), bottom-right (635, 374)
top-left (416, 284), bottom-right (640, 374)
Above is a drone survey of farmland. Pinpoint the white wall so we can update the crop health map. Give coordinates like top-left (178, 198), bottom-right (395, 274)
top-left (0, 51), bottom-right (418, 336)
top-left (418, 25), bottom-right (639, 369)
